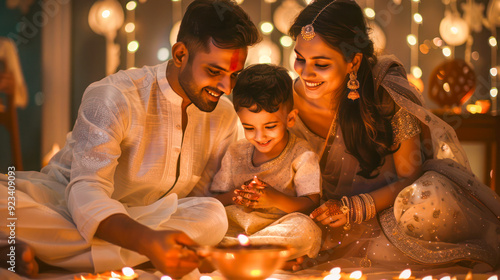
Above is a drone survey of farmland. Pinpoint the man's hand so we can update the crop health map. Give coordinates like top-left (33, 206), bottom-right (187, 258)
top-left (141, 230), bottom-right (199, 279)
top-left (96, 214), bottom-right (200, 279)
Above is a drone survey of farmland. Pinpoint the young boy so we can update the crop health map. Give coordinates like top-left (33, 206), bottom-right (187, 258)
top-left (210, 64), bottom-right (322, 259)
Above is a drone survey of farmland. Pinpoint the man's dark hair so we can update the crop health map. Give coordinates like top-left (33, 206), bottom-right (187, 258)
top-left (177, 0), bottom-right (261, 57)
top-left (232, 64), bottom-right (293, 113)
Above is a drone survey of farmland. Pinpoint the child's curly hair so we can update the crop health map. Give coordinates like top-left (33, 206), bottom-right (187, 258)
top-left (232, 64), bottom-right (293, 113)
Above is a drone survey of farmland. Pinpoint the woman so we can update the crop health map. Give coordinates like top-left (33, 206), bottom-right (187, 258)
top-left (286, 0), bottom-right (500, 270)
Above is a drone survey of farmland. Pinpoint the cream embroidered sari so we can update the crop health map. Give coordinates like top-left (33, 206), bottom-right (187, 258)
top-left (290, 55), bottom-right (500, 269)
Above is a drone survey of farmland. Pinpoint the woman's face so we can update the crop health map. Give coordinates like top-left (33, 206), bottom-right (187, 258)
top-left (294, 35), bottom-right (353, 100)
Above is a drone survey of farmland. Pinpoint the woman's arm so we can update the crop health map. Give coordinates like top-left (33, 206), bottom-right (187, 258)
top-left (369, 134), bottom-right (423, 212)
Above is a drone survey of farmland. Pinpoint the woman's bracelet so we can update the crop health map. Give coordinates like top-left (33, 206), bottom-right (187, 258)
top-left (342, 193), bottom-right (377, 226)
top-left (340, 196), bottom-right (351, 230)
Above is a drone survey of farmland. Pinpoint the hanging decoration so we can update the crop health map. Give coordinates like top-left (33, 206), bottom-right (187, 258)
top-left (428, 59), bottom-right (476, 108)
top-left (273, 0), bottom-right (303, 35)
top-left (406, 0), bottom-right (423, 92)
top-left (439, 10), bottom-right (469, 46)
top-left (487, 0), bottom-right (499, 114)
top-left (487, 0), bottom-right (500, 26)
top-left (124, 1), bottom-right (138, 69)
top-left (88, 0), bottom-right (124, 75)
top-left (170, 21), bottom-right (181, 48)
top-left (359, 0), bottom-right (387, 54)
top-left (247, 38), bottom-right (281, 65)
top-left (368, 21), bottom-right (386, 54)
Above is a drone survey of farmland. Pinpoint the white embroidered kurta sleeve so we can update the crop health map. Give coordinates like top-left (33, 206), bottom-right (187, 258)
top-left (45, 62), bottom-right (239, 241)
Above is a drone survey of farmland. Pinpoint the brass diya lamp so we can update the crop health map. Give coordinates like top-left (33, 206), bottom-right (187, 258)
top-left (202, 235), bottom-right (291, 280)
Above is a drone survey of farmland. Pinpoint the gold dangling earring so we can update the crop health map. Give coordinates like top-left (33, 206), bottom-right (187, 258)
top-left (347, 71), bottom-right (360, 101)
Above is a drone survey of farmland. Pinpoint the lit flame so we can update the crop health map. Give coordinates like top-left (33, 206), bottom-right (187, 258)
top-left (161, 276), bottom-right (173, 280)
top-left (330, 267), bottom-right (341, 275)
top-left (200, 276), bottom-right (213, 280)
top-left (399, 269), bottom-right (412, 279)
top-left (488, 276), bottom-right (499, 280)
top-left (80, 276), bottom-right (86, 280)
top-left (122, 267), bottom-right (135, 277)
top-left (238, 234), bottom-right (250, 246)
top-left (250, 269), bottom-right (262, 277)
top-left (101, 9), bottom-right (111, 18)
top-left (111, 271), bottom-right (120, 277)
top-left (465, 271), bottom-right (473, 280)
top-left (324, 274), bottom-right (342, 280)
top-left (440, 277), bottom-right (451, 280)
top-left (422, 276), bottom-right (433, 280)
top-left (350, 271), bottom-right (363, 279)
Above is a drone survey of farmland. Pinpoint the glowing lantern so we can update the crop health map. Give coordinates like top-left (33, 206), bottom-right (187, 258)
top-left (88, 0), bottom-right (124, 75)
top-left (88, 0), bottom-right (124, 38)
top-left (273, 0), bottom-right (303, 34)
top-left (428, 59), bottom-right (476, 108)
top-left (368, 21), bottom-right (386, 53)
top-left (439, 11), bottom-right (469, 46)
top-left (170, 21), bottom-right (181, 47)
top-left (487, 0), bottom-right (500, 26)
top-left (247, 39), bottom-right (281, 65)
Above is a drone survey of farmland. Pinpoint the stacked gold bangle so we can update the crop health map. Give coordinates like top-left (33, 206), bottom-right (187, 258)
top-left (340, 193), bottom-right (377, 230)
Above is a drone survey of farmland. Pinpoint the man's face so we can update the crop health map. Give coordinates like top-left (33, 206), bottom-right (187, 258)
top-left (178, 40), bottom-right (248, 112)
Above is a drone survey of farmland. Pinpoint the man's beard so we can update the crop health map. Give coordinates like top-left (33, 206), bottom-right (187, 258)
top-left (178, 64), bottom-right (218, 112)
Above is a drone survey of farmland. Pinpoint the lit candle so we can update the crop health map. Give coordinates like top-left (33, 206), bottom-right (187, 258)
top-left (393, 269), bottom-right (415, 280)
top-left (121, 267), bottom-right (138, 280)
top-left (323, 274), bottom-right (342, 280)
top-left (349, 270), bottom-right (366, 280)
top-left (237, 234), bottom-right (250, 246)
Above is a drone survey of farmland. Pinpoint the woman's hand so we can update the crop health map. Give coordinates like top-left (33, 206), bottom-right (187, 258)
top-left (310, 199), bottom-right (347, 228)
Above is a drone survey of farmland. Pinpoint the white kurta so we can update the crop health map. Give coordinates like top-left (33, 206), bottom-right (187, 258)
top-left (211, 133), bottom-right (322, 259)
top-left (0, 61), bottom-right (239, 272)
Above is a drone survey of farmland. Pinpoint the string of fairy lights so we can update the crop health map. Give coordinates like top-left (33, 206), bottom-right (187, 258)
top-left (89, 0), bottom-right (499, 114)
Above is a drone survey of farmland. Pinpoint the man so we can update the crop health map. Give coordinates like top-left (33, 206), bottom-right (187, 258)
top-left (0, 0), bottom-right (260, 278)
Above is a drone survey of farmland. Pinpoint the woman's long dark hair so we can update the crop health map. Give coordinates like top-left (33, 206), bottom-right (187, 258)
top-left (289, 0), bottom-right (397, 178)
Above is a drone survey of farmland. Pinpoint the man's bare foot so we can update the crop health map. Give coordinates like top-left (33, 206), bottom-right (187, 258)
top-left (0, 240), bottom-right (39, 277)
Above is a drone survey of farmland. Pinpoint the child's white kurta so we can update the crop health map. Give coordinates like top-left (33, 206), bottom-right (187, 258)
top-left (211, 133), bottom-right (322, 259)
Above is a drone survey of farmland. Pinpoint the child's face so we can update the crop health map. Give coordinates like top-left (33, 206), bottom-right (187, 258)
top-left (237, 105), bottom-right (298, 159)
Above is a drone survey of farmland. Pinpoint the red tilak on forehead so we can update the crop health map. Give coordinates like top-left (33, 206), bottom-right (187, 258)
top-left (229, 49), bottom-right (240, 71)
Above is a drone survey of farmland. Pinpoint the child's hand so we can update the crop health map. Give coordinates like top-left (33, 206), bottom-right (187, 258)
top-left (232, 176), bottom-right (267, 208)
top-left (247, 186), bottom-right (282, 209)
